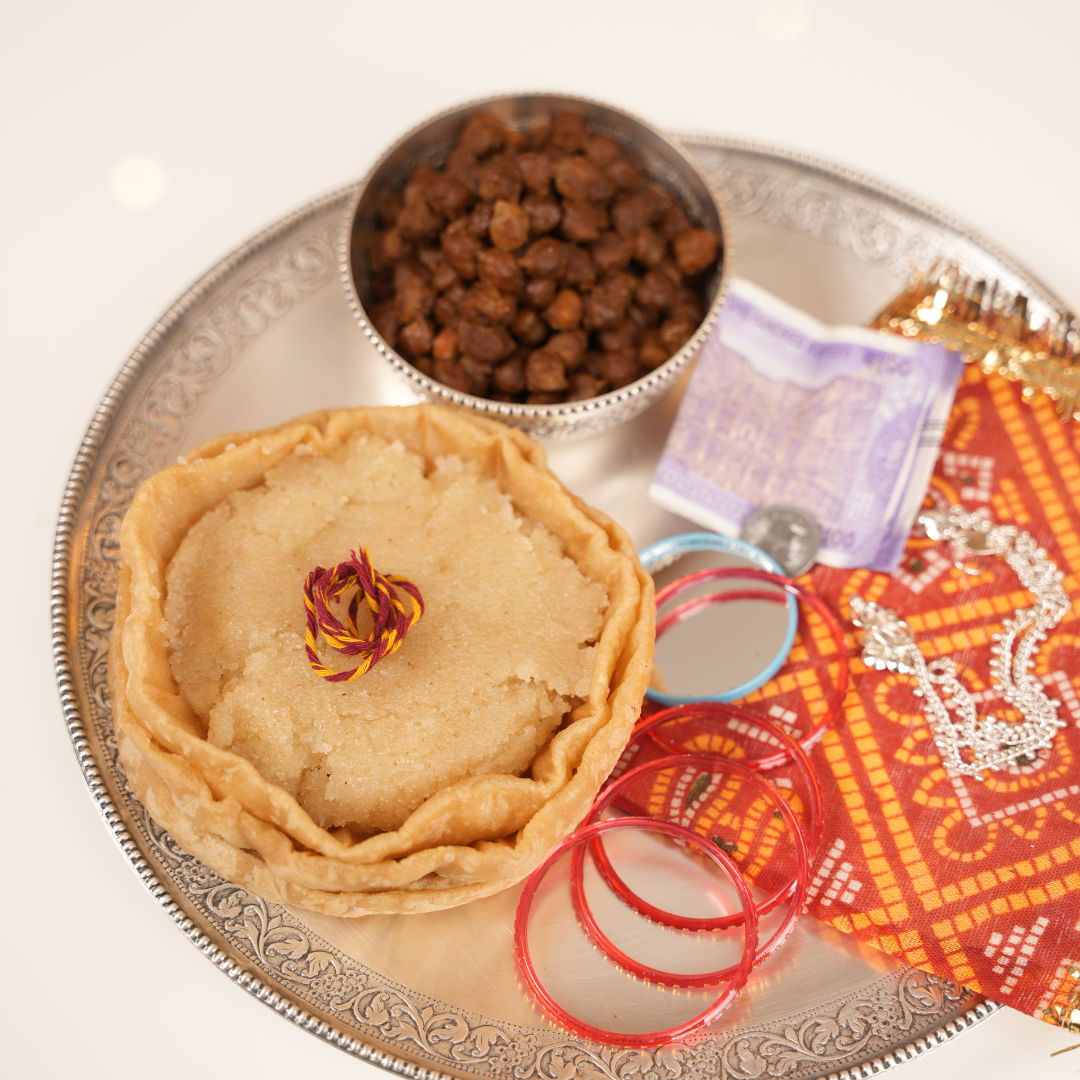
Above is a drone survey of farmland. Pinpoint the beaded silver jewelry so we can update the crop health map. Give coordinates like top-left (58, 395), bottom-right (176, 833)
top-left (850, 505), bottom-right (1070, 777)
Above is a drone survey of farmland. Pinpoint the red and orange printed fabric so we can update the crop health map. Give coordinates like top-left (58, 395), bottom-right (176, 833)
top-left (632, 365), bottom-right (1080, 1025)
top-left (802, 366), bottom-right (1078, 1023)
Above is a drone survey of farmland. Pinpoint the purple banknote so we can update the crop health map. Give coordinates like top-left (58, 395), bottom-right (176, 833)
top-left (650, 278), bottom-right (964, 572)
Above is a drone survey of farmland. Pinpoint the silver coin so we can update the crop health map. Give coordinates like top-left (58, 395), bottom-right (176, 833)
top-left (739, 504), bottom-right (822, 577)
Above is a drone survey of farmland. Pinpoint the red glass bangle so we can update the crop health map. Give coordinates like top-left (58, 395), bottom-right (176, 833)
top-left (514, 816), bottom-right (758, 1048)
top-left (640, 531), bottom-right (799, 707)
top-left (656, 586), bottom-right (787, 639)
top-left (655, 567), bottom-right (849, 758)
top-left (635, 703), bottom-right (824, 857)
top-left (577, 754), bottom-right (808, 978)
top-left (652, 586), bottom-right (789, 708)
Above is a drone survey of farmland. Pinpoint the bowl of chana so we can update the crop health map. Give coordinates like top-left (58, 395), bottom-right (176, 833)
top-left (340, 93), bottom-right (730, 438)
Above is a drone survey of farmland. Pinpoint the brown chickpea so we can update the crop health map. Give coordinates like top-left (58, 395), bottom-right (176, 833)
top-left (460, 353), bottom-right (495, 395)
top-left (628, 302), bottom-right (659, 330)
top-left (477, 156), bottom-right (522, 203)
top-left (521, 192), bottom-right (561, 234)
top-left (567, 371), bottom-right (608, 400)
top-left (611, 193), bottom-right (653, 237)
top-left (548, 112), bottom-right (589, 153)
top-left (415, 243), bottom-right (442, 273)
top-left (525, 347), bottom-right (569, 391)
top-left (433, 279), bottom-right (466, 325)
top-left (592, 232), bottom-right (635, 274)
top-left (599, 347), bottom-right (639, 388)
top-left (524, 118), bottom-right (550, 149)
top-left (460, 112), bottom-right (507, 157)
top-left (640, 182), bottom-right (674, 221)
top-left (658, 315), bottom-right (696, 353)
top-left (560, 200), bottom-right (608, 243)
top-left (638, 329), bottom-right (669, 369)
top-left (552, 156), bottom-right (601, 202)
top-left (477, 247), bottom-right (524, 294)
top-left (659, 203), bottom-right (691, 239)
top-left (586, 169), bottom-right (615, 203)
top-left (546, 329), bottom-right (588, 370)
top-left (670, 287), bottom-right (705, 326)
top-left (598, 322), bottom-right (638, 352)
top-left (431, 258), bottom-right (460, 294)
top-left (651, 257), bottom-right (682, 290)
top-left (459, 281), bottom-right (517, 326)
top-left (519, 237), bottom-right (567, 278)
top-left (672, 228), bottom-right (721, 276)
top-left (457, 319), bottom-right (515, 362)
top-left (604, 156), bottom-right (643, 192)
top-left (440, 221), bottom-right (482, 279)
top-left (426, 173), bottom-right (472, 219)
top-left (392, 255), bottom-right (429, 287)
top-left (402, 162), bottom-right (439, 206)
top-left (511, 307), bottom-right (549, 347)
top-left (397, 315), bottom-right (434, 359)
top-left (466, 200), bottom-right (494, 239)
top-left (584, 133), bottom-right (621, 167)
top-left (543, 288), bottom-right (584, 331)
top-left (396, 203), bottom-right (442, 246)
top-left (563, 245), bottom-right (597, 287)
top-left (516, 151), bottom-right (552, 193)
top-left (489, 200), bottom-right (530, 251)
top-left (632, 227), bottom-right (666, 267)
top-left (432, 355), bottom-right (472, 394)
top-left (444, 146), bottom-right (478, 191)
top-left (393, 272), bottom-right (434, 323)
top-left (635, 267), bottom-right (679, 311)
top-left (369, 227), bottom-right (412, 272)
top-left (493, 353), bottom-right (527, 395)
top-left (432, 327), bottom-right (458, 364)
top-left (523, 276), bottom-right (557, 308)
top-left (601, 270), bottom-right (639, 306)
top-left (584, 283), bottom-right (626, 332)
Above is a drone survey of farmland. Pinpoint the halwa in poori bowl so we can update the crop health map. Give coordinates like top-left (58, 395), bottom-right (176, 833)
top-left (109, 404), bottom-right (655, 915)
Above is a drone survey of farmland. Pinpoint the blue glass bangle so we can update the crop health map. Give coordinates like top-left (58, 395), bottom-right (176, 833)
top-left (637, 532), bottom-right (799, 705)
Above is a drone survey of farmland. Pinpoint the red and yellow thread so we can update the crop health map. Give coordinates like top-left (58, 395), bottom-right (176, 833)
top-left (303, 547), bottom-right (424, 681)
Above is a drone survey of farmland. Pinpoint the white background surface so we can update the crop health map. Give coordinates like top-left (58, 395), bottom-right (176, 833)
top-left (4, 1), bottom-right (1079, 1076)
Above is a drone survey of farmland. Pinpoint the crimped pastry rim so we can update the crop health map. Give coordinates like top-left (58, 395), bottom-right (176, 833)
top-left (110, 404), bottom-right (654, 915)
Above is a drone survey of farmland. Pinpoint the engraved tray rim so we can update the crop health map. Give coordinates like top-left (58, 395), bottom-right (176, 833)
top-left (54, 132), bottom-right (1064, 1079)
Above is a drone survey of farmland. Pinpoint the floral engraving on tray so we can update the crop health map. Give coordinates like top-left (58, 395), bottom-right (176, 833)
top-left (690, 142), bottom-right (940, 276)
top-left (701, 973), bottom-right (970, 1078)
top-left (141, 801), bottom-right (976, 1080)
top-left (65, 167), bottom-right (988, 1079)
top-left (145, 810), bottom-right (545, 1073)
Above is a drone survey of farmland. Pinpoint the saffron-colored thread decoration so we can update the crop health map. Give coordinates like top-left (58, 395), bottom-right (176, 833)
top-left (303, 547), bottom-right (424, 681)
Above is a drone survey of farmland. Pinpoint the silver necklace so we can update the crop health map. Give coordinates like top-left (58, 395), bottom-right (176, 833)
top-left (850, 504), bottom-right (1070, 778)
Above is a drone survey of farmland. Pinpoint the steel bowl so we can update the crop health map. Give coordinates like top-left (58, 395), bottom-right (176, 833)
top-left (339, 92), bottom-right (731, 439)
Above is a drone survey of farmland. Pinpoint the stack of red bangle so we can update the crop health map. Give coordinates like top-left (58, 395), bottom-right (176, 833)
top-left (514, 546), bottom-right (848, 1047)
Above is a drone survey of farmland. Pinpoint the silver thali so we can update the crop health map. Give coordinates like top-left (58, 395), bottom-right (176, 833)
top-left (53, 136), bottom-right (1070, 1079)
